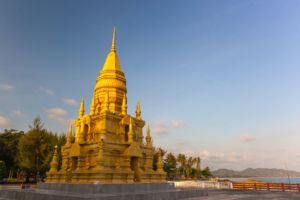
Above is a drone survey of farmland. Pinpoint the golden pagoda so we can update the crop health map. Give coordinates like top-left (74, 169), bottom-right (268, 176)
top-left (46, 28), bottom-right (166, 184)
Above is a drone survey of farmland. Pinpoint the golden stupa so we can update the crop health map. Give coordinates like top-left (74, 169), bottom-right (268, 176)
top-left (46, 28), bottom-right (166, 184)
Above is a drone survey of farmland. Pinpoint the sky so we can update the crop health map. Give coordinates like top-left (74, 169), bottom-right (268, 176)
top-left (1, 0), bottom-right (300, 171)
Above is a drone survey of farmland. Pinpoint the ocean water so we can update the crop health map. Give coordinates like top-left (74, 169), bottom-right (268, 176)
top-left (228, 177), bottom-right (300, 184)
top-left (257, 177), bottom-right (300, 184)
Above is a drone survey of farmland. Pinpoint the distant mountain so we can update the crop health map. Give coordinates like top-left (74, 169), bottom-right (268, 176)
top-left (212, 168), bottom-right (300, 178)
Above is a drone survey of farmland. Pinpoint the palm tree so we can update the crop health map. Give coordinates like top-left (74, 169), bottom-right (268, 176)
top-left (185, 157), bottom-right (197, 179)
top-left (177, 154), bottom-right (186, 179)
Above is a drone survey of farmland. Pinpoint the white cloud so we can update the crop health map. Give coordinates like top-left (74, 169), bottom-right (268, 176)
top-left (0, 115), bottom-right (12, 128)
top-left (197, 148), bottom-right (300, 171)
top-left (176, 140), bottom-right (190, 146)
top-left (170, 120), bottom-right (185, 128)
top-left (56, 118), bottom-right (73, 126)
top-left (46, 108), bottom-right (67, 119)
top-left (45, 107), bottom-right (69, 125)
top-left (153, 123), bottom-right (169, 134)
top-left (199, 149), bottom-right (249, 170)
top-left (240, 134), bottom-right (257, 142)
top-left (0, 84), bottom-right (14, 92)
top-left (62, 98), bottom-right (78, 106)
top-left (152, 119), bottom-right (186, 135)
top-left (40, 87), bottom-right (54, 96)
top-left (200, 150), bottom-right (225, 160)
top-left (182, 150), bottom-right (196, 157)
top-left (11, 110), bottom-right (25, 118)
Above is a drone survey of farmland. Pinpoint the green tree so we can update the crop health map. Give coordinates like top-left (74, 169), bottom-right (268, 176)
top-left (0, 129), bottom-right (24, 173)
top-left (163, 152), bottom-right (177, 180)
top-left (193, 157), bottom-right (201, 179)
top-left (0, 161), bottom-right (7, 181)
top-left (202, 166), bottom-right (212, 178)
top-left (177, 153), bottom-right (186, 179)
top-left (17, 117), bottom-right (60, 182)
top-left (184, 156), bottom-right (197, 179)
top-left (56, 134), bottom-right (66, 171)
top-left (176, 155), bottom-right (202, 180)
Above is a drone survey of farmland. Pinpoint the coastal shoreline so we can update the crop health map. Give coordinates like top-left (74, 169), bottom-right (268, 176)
top-left (225, 177), bottom-right (300, 183)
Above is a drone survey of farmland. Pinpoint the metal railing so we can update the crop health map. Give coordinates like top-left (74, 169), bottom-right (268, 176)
top-left (233, 182), bottom-right (300, 192)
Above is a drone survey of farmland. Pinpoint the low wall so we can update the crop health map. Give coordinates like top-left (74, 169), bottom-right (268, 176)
top-left (38, 182), bottom-right (175, 193)
top-left (174, 180), bottom-right (233, 189)
top-left (0, 182), bottom-right (208, 200)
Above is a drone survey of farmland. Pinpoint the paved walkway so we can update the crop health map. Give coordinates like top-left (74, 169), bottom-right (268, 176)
top-left (184, 190), bottom-right (300, 200)
top-left (1, 187), bottom-right (300, 199)
top-left (0, 186), bottom-right (20, 190)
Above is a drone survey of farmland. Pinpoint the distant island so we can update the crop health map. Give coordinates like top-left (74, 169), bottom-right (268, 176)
top-left (212, 168), bottom-right (300, 178)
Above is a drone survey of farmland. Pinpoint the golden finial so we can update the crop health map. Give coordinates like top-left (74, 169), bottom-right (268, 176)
top-left (121, 94), bottom-right (127, 115)
top-left (146, 124), bottom-right (151, 137)
top-left (49, 145), bottom-right (58, 172)
top-left (156, 150), bottom-right (163, 172)
top-left (66, 123), bottom-right (73, 144)
top-left (90, 96), bottom-right (95, 115)
top-left (111, 27), bottom-right (116, 52)
top-left (136, 100), bottom-right (141, 120)
top-left (146, 124), bottom-right (152, 146)
top-left (99, 26), bottom-right (122, 72)
top-left (79, 97), bottom-right (85, 117)
top-left (128, 118), bottom-right (134, 142)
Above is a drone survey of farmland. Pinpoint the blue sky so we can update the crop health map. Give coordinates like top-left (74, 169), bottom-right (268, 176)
top-left (1, 0), bottom-right (300, 171)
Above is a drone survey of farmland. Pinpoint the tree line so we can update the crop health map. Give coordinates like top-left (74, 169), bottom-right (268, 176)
top-left (153, 148), bottom-right (212, 180)
top-left (0, 117), bottom-right (211, 182)
top-left (0, 117), bottom-right (65, 182)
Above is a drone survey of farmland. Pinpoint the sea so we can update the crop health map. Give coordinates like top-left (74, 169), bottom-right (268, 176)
top-left (228, 177), bottom-right (300, 184)
top-left (257, 177), bottom-right (300, 184)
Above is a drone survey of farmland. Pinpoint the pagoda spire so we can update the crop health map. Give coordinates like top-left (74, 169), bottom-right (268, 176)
top-left (121, 94), bottom-right (127, 115)
top-left (66, 123), bottom-right (73, 144)
top-left (128, 118), bottom-right (134, 142)
top-left (49, 145), bottom-right (58, 173)
top-left (79, 97), bottom-right (85, 117)
top-left (156, 151), bottom-right (164, 172)
top-left (146, 124), bottom-right (152, 146)
top-left (94, 27), bottom-right (126, 114)
top-left (135, 100), bottom-right (141, 120)
top-left (90, 96), bottom-right (95, 115)
top-left (111, 27), bottom-right (116, 52)
top-left (99, 27), bottom-right (122, 72)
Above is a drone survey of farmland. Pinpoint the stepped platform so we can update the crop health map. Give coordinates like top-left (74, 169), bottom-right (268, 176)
top-left (0, 183), bottom-right (208, 200)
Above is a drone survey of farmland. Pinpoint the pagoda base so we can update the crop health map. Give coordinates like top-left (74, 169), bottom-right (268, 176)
top-left (46, 168), bottom-right (166, 184)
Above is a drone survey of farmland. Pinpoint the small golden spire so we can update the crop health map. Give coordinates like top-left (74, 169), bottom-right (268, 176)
top-left (111, 27), bottom-right (116, 52)
top-left (79, 97), bottom-right (85, 117)
top-left (49, 145), bottom-right (58, 172)
top-left (156, 151), bottom-right (163, 172)
top-left (66, 123), bottom-right (73, 144)
top-left (121, 94), bottom-right (127, 115)
top-left (90, 96), bottom-right (95, 115)
top-left (136, 100), bottom-right (141, 120)
top-left (146, 124), bottom-right (152, 146)
top-left (128, 118), bottom-right (134, 142)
